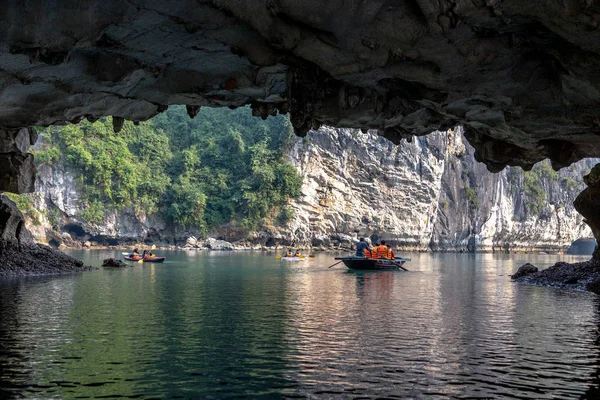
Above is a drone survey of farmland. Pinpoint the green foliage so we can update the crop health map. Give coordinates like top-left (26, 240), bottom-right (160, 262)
top-left (40, 106), bottom-right (303, 235)
top-left (277, 207), bottom-right (295, 225)
top-left (80, 199), bottom-right (105, 224)
top-left (561, 177), bottom-right (580, 192)
top-left (506, 167), bottom-right (522, 195)
top-left (47, 208), bottom-right (62, 228)
top-left (524, 170), bottom-right (546, 215)
top-left (533, 161), bottom-right (559, 181)
top-left (42, 119), bottom-right (171, 216)
top-left (3, 193), bottom-right (41, 225)
top-left (464, 185), bottom-right (478, 208)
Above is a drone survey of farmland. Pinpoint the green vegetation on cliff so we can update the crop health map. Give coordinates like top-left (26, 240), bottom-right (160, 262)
top-left (34, 106), bottom-right (302, 234)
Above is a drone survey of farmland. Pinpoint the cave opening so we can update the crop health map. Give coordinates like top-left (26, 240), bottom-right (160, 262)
top-left (62, 224), bottom-right (87, 240)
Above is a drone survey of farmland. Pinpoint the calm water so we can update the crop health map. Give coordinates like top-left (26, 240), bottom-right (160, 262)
top-left (1, 251), bottom-right (599, 399)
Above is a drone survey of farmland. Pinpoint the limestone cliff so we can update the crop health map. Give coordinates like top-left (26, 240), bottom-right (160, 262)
top-left (22, 127), bottom-right (595, 252)
top-left (278, 127), bottom-right (594, 252)
top-left (26, 162), bottom-right (168, 247)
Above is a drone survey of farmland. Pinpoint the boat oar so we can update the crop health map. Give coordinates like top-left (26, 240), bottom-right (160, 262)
top-left (327, 261), bottom-right (343, 269)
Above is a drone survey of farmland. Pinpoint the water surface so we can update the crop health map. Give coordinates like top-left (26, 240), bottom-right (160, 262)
top-left (1, 251), bottom-right (599, 399)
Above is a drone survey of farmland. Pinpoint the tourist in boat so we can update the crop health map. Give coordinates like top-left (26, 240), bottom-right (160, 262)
top-left (373, 240), bottom-right (392, 259)
top-left (387, 244), bottom-right (395, 260)
top-left (285, 250), bottom-right (293, 257)
top-left (294, 250), bottom-right (302, 257)
top-left (130, 248), bottom-right (140, 258)
top-left (355, 237), bottom-right (372, 258)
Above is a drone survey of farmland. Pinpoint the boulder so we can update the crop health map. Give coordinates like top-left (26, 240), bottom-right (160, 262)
top-left (102, 258), bottom-right (128, 268)
top-left (186, 236), bottom-right (198, 246)
top-left (204, 238), bottom-right (234, 250)
top-left (510, 263), bottom-right (539, 280)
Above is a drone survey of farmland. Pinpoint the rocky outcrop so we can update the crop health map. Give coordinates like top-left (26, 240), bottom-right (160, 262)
top-left (277, 127), bottom-right (594, 252)
top-left (0, 128), bottom-right (37, 193)
top-left (574, 164), bottom-right (600, 261)
top-left (0, 195), bottom-right (93, 276)
top-left (510, 263), bottom-right (538, 280)
top-left (1, 1), bottom-right (600, 178)
top-left (27, 162), bottom-right (169, 246)
top-left (512, 260), bottom-right (600, 295)
top-left (102, 258), bottom-right (128, 268)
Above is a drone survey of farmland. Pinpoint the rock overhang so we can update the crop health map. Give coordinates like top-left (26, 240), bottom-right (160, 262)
top-left (1, 0), bottom-right (600, 180)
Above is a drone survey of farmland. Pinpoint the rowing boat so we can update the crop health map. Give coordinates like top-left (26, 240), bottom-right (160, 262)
top-left (280, 256), bottom-right (307, 262)
top-left (334, 257), bottom-right (410, 270)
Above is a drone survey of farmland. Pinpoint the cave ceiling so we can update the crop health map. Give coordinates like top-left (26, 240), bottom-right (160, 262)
top-left (1, 0), bottom-right (600, 172)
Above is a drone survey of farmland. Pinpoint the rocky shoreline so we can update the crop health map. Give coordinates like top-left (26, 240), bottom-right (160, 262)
top-left (511, 258), bottom-right (600, 295)
top-left (55, 235), bottom-right (574, 255)
top-left (0, 196), bottom-right (94, 277)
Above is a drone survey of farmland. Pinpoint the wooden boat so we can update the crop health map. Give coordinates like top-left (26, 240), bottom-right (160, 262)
top-left (124, 256), bottom-right (166, 263)
top-left (334, 257), bottom-right (410, 271)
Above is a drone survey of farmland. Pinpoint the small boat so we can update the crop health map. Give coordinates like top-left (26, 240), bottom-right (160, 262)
top-left (124, 256), bottom-right (166, 263)
top-left (280, 256), bottom-right (307, 262)
top-left (335, 257), bottom-right (410, 271)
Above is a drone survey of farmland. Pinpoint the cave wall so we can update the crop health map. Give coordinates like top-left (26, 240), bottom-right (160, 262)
top-left (1, 0), bottom-right (600, 182)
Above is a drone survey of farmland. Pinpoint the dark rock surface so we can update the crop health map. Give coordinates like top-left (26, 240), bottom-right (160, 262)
top-left (0, 128), bottom-right (37, 193)
top-left (513, 260), bottom-right (600, 294)
top-left (1, 1), bottom-right (600, 176)
top-left (575, 164), bottom-right (600, 262)
top-left (102, 258), bottom-right (128, 268)
top-left (0, 195), bottom-right (93, 276)
top-left (510, 263), bottom-right (539, 280)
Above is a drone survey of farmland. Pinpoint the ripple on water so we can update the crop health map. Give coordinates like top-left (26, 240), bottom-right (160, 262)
top-left (1, 252), bottom-right (600, 398)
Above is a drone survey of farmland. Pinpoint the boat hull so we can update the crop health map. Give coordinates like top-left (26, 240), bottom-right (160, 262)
top-left (124, 256), bottom-right (166, 263)
top-left (335, 257), bottom-right (409, 270)
top-left (280, 257), bottom-right (307, 262)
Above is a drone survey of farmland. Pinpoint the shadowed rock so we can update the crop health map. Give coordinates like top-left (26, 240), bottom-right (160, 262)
top-left (102, 258), bottom-right (128, 268)
top-left (510, 263), bottom-right (538, 280)
top-left (512, 260), bottom-right (600, 294)
top-left (0, 1), bottom-right (599, 176)
top-left (0, 195), bottom-right (94, 276)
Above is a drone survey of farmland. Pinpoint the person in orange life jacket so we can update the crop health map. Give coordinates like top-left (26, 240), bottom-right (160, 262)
top-left (373, 240), bottom-right (392, 259)
top-left (387, 244), bottom-right (395, 260)
top-left (355, 237), bottom-right (372, 257)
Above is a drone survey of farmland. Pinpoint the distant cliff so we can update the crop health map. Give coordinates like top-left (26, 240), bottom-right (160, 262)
top-left (274, 127), bottom-right (594, 252)
top-left (21, 126), bottom-right (595, 252)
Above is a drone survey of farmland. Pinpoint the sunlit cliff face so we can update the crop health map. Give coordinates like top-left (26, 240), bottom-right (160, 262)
top-left (1, 0), bottom-right (600, 179)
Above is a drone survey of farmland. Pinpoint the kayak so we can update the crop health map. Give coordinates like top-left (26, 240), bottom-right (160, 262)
top-left (124, 256), bottom-right (166, 263)
top-left (280, 256), bottom-right (307, 262)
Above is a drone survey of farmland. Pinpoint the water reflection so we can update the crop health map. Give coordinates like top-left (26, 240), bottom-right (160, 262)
top-left (0, 251), bottom-right (599, 398)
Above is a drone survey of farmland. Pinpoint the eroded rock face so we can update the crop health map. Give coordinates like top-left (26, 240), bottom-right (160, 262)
top-left (0, 128), bottom-right (37, 193)
top-left (574, 164), bottom-right (600, 262)
top-left (273, 127), bottom-right (593, 251)
top-left (1, 0), bottom-right (600, 178)
top-left (0, 195), bottom-right (93, 276)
